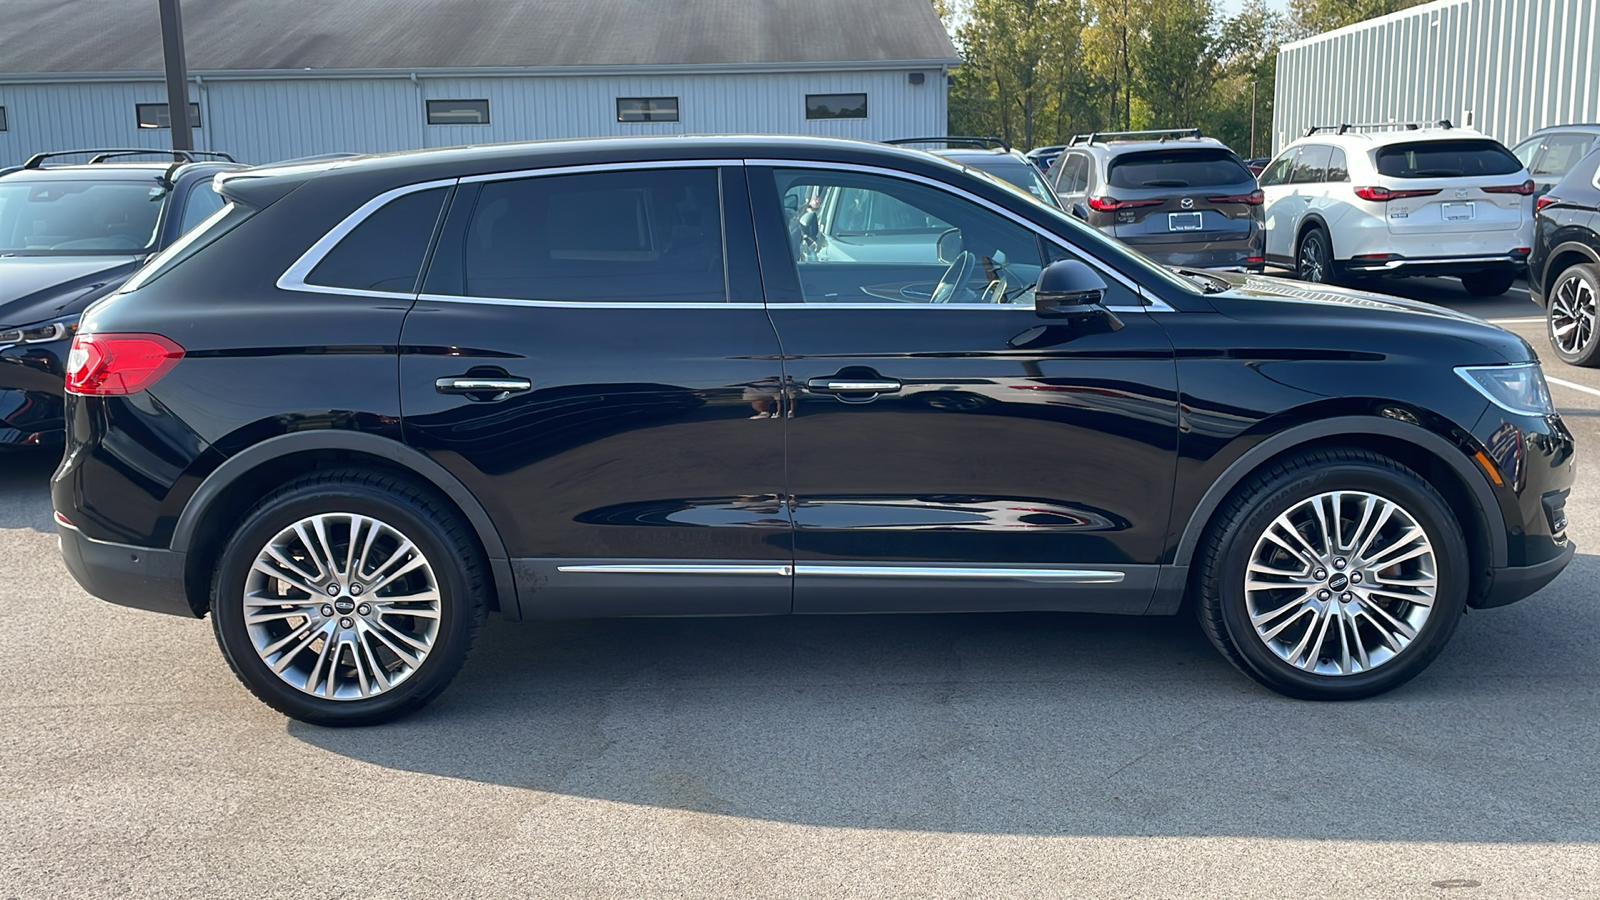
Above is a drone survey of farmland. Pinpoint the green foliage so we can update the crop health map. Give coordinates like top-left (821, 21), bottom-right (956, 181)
top-left (941, 0), bottom-right (1284, 157)
top-left (1287, 0), bottom-right (1430, 37)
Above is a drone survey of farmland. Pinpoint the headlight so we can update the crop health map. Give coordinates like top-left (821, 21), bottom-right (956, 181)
top-left (0, 318), bottom-right (78, 346)
top-left (1456, 363), bottom-right (1554, 416)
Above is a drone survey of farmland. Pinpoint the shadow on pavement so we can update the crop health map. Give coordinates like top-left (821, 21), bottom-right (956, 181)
top-left (290, 587), bottom-right (1600, 843)
top-left (0, 447), bottom-right (60, 532)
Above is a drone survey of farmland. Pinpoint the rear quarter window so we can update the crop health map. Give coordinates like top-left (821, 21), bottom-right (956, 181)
top-left (1375, 140), bottom-right (1523, 178)
top-left (305, 187), bottom-right (449, 293)
top-left (1107, 149), bottom-right (1253, 189)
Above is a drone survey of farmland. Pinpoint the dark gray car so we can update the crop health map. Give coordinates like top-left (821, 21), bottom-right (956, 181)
top-left (1049, 129), bottom-right (1264, 271)
top-left (1512, 124), bottom-right (1600, 198)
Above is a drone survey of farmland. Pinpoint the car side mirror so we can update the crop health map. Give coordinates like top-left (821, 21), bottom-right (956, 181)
top-left (1035, 259), bottom-right (1108, 319)
top-left (1069, 202), bottom-right (1088, 220)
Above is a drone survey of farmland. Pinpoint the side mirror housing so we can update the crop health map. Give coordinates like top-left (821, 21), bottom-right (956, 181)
top-left (1069, 202), bottom-right (1089, 220)
top-left (1035, 259), bottom-right (1108, 319)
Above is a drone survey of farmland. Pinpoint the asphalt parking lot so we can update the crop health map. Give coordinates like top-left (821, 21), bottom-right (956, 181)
top-left (3, 279), bottom-right (1598, 899)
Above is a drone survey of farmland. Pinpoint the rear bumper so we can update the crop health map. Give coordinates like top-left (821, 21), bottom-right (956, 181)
top-left (57, 521), bottom-right (197, 618)
top-left (1342, 253), bottom-right (1527, 277)
top-left (1476, 541), bottom-right (1575, 608)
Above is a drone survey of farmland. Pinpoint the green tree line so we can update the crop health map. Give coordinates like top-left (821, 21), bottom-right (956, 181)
top-left (938, 0), bottom-right (1429, 158)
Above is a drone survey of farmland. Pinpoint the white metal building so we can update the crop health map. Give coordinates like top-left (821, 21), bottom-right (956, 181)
top-left (1274, 0), bottom-right (1598, 152)
top-left (0, 0), bottom-right (960, 167)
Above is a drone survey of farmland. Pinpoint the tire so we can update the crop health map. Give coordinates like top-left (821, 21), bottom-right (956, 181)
top-left (210, 469), bottom-right (489, 726)
top-left (1295, 227), bottom-right (1336, 285)
top-left (1460, 270), bottom-right (1518, 297)
top-left (1546, 262), bottom-right (1600, 367)
top-left (1196, 448), bottom-right (1469, 700)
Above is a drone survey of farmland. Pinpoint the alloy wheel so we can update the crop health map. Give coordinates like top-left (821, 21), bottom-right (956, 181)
top-left (1298, 235), bottom-right (1327, 283)
top-left (1549, 272), bottom-right (1596, 357)
top-left (1244, 490), bottom-right (1436, 676)
top-left (243, 513), bottom-right (442, 700)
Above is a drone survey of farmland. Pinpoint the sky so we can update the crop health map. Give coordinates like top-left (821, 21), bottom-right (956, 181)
top-left (1217, 0), bottom-right (1290, 16)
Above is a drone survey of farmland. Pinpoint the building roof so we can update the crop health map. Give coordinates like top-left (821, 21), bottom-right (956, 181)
top-left (1, 0), bottom-right (960, 75)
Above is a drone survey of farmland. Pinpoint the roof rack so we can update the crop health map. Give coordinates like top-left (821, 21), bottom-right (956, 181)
top-left (886, 136), bottom-right (1012, 152)
top-left (1069, 128), bottom-right (1203, 146)
top-left (1304, 120), bottom-right (1454, 136)
top-left (20, 148), bottom-right (237, 169)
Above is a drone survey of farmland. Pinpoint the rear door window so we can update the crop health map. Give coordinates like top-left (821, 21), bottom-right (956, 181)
top-left (1106, 149), bottom-right (1252, 189)
top-left (1290, 145), bottom-right (1332, 184)
top-left (1326, 148), bottom-right (1350, 182)
top-left (460, 168), bottom-right (727, 303)
top-left (1375, 140), bottom-right (1523, 178)
top-left (305, 187), bottom-right (449, 293)
top-left (1053, 153), bottom-right (1086, 192)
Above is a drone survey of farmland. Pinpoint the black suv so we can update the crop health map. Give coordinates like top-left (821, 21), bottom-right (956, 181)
top-left (0, 149), bottom-right (240, 447)
top-left (1048, 129), bottom-right (1264, 271)
top-left (1529, 146), bottom-right (1600, 365)
top-left (55, 136), bottom-right (1574, 725)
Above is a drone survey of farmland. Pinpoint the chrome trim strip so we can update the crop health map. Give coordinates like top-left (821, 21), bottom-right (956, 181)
top-left (415, 294), bottom-right (766, 309)
top-left (1350, 254), bottom-right (1520, 270)
top-left (556, 564), bottom-right (794, 576)
top-left (793, 565), bottom-right (1126, 583)
top-left (744, 158), bottom-right (1146, 295)
top-left (459, 159), bottom-right (746, 185)
top-left (277, 177), bottom-right (459, 298)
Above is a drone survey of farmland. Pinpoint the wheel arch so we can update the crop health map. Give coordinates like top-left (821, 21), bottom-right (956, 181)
top-left (1173, 416), bottom-right (1506, 603)
top-left (1295, 214), bottom-right (1333, 258)
top-left (171, 430), bottom-right (518, 620)
top-left (1540, 241), bottom-right (1600, 301)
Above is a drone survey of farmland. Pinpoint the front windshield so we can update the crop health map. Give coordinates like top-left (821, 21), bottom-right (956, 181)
top-left (0, 179), bottom-right (167, 254)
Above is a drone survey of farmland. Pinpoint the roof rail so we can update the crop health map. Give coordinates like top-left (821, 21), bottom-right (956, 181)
top-left (885, 136), bottom-right (1012, 152)
top-left (1069, 128), bottom-right (1203, 146)
top-left (21, 148), bottom-right (238, 169)
top-left (1304, 120), bottom-right (1454, 137)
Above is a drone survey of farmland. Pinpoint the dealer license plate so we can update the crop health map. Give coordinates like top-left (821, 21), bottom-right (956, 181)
top-left (1168, 212), bottom-right (1203, 231)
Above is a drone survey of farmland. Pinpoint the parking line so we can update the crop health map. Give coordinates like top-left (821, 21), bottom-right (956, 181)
top-left (1546, 375), bottom-right (1600, 400)
top-left (1489, 317), bottom-right (1546, 324)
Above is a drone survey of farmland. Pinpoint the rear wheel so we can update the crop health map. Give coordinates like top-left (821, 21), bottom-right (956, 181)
top-left (1296, 228), bottom-right (1335, 285)
top-left (210, 469), bottom-right (488, 726)
top-left (1547, 262), bottom-right (1600, 367)
top-left (1197, 449), bottom-right (1468, 700)
top-left (1460, 270), bottom-right (1518, 297)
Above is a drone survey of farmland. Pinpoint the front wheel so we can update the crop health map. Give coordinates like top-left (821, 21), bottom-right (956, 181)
top-left (1196, 449), bottom-right (1469, 700)
top-left (1547, 262), bottom-right (1600, 367)
top-left (210, 469), bottom-right (488, 726)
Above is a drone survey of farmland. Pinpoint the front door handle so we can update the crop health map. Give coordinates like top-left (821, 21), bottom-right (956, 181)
top-left (806, 377), bottom-right (902, 393)
top-left (436, 376), bottom-right (532, 401)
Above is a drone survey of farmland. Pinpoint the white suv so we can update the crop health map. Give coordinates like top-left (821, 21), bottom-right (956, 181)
top-left (1258, 122), bottom-right (1535, 295)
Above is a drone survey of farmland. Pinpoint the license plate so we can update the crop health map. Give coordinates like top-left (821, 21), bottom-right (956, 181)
top-left (1168, 212), bottom-right (1203, 232)
top-left (1442, 202), bottom-right (1475, 221)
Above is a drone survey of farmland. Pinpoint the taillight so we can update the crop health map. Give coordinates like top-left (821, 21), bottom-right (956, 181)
top-left (1086, 196), bottom-right (1164, 212)
top-left (1353, 186), bottom-right (1443, 202)
top-left (1536, 195), bottom-right (1561, 212)
top-left (1483, 179), bottom-right (1536, 195)
top-left (64, 333), bottom-right (185, 396)
top-left (1207, 190), bottom-right (1264, 205)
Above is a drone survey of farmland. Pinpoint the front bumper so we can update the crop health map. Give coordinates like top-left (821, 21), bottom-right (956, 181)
top-left (0, 337), bottom-right (69, 446)
top-left (1478, 541), bottom-right (1576, 608)
top-left (58, 520), bottom-right (197, 618)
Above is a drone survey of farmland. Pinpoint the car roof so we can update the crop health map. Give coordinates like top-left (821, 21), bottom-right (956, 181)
top-left (1289, 126), bottom-right (1500, 149)
top-left (1520, 124), bottom-right (1600, 139)
top-left (1077, 137), bottom-right (1233, 156)
top-left (929, 148), bottom-right (1030, 165)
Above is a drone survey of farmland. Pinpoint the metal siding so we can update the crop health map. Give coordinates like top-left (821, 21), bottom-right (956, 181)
top-left (1, 69), bottom-right (946, 166)
top-left (1274, 0), bottom-right (1600, 153)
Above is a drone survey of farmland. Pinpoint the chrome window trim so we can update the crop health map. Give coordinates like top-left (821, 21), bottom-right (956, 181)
top-left (459, 159), bottom-right (745, 185)
top-left (418, 294), bottom-right (765, 309)
top-left (276, 177), bottom-right (458, 298)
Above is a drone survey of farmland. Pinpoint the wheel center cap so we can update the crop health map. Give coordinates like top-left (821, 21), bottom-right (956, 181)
top-left (334, 598), bottom-right (356, 614)
top-left (1328, 573), bottom-right (1349, 591)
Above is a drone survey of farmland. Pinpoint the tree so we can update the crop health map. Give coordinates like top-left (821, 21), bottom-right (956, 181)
top-left (1288, 0), bottom-right (1429, 37)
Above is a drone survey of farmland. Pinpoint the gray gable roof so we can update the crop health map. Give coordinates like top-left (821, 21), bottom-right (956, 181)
top-left (2, 0), bottom-right (959, 74)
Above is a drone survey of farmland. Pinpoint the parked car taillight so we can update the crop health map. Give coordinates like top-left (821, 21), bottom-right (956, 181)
top-left (1353, 186), bottom-right (1443, 202)
top-left (1086, 196), bottom-right (1164, 212)
top-left (65, 333), bottom-right (186, 396)
top-left (1535, 195), bottom-right (1562, 212)
top-left (1207, 190), bottom-right (1264, 205)
top-left (1482, 179), bottom-right (1536, 195)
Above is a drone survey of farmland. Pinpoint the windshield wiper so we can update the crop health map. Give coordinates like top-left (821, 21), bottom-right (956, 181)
top-left (1172, 267), bottom-right (1230, 294)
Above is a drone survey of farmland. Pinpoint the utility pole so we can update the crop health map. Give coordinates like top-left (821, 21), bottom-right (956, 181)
top-left (1249, 79), bottom-right (1258, 159)
top-left (157, 0), bottom-right (193, 152)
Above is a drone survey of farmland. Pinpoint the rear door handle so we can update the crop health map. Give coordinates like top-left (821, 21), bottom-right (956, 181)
top-left (435, 376), bottom-right (532, 400)
top-left (806, 377), bottom-right (902, 393)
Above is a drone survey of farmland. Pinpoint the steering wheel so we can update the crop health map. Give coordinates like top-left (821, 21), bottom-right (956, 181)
top-left (930, 251), bottom-right (977, 304)
top-left (980, 274), bottom-right (1010, 304)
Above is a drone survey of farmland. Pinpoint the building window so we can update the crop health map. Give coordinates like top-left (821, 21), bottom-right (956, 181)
top-left (806, 93), bottom-right (867, 120)
top-left (136, 102), bottom-right (201, 129)
top-left (617, 97), bottom-right (679, 123)
top-left (0, 107), bottom-right (7, 132)
top-left (427, 99), bottom-right (490, 125)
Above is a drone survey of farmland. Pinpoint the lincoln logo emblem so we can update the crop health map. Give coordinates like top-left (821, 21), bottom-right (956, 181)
top-left (1181, 197), bottom-right (1195, 209)
top-left (1328, 573), bottom-right (1349, 591)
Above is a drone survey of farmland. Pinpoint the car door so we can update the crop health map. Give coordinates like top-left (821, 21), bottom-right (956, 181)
top-left (1258, 147), bottom-right (1300, 262)
top-left (750, 164), bottom-right (1179, 615)
top-left (1052, 152), bottom-right (1089, 215)
top-left (399, 163), bottom-right (793, 618)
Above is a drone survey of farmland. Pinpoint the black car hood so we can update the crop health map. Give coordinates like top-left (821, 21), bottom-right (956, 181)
top-left (1199, 271), bottom-right (1535, 364)
top-left (0, 255), bottom-right (142, 328)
